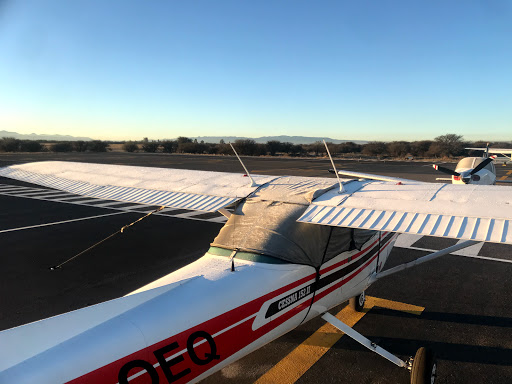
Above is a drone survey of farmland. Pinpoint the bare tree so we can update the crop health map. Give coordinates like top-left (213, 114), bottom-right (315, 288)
top-left (433, 134), bottom-right (465, 157)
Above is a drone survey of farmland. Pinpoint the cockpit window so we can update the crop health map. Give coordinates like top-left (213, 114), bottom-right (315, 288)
top-left (456, 157), bottom-right (494, 172)
top-left (211, 199), bottom-right (378, 267)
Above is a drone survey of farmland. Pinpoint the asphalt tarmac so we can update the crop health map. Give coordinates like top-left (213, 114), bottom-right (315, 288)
top-left (1, 152), bottom-right (512, 384)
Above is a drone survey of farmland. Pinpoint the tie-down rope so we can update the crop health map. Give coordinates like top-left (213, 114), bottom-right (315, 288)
top-left (49, 206), bottom-right (165, 270)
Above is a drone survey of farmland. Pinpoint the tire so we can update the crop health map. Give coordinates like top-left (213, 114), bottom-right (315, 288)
top-left (410, 347), bottom-right (437, 384)
top-left (349, 291), bottom-right (366, 312)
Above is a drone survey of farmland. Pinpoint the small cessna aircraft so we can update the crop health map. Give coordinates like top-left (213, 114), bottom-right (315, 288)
top-left (432, 143), bottom-right (512, 184)
top-left (1, 143), bottom-right (512, 384)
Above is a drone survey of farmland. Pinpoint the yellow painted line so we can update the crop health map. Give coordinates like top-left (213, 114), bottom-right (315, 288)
top-left (255, 297), bottom-right (424, 384)
top-left (367, 296), bottom-right (424, 316)
top-left (499, 170), bottom-right (512, 180)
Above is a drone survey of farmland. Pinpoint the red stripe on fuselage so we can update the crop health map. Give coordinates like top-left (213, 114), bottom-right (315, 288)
top-left (319, 232), bottom-right (389, 276)
top-left (66, 273), bottom-right (316, 384)
top-left (66, 233), bottom-right (396, 384)
top-left (313, 235), bottom-right (395, 303)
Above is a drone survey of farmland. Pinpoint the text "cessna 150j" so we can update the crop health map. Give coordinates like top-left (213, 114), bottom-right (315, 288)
top-left (2, 143), bottom-right (512, 384)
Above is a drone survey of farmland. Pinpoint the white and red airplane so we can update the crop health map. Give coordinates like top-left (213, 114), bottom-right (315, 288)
top-left (432, 144), bottom-right (512, 185)
top-left (2, 152), bottom-right (512, 384)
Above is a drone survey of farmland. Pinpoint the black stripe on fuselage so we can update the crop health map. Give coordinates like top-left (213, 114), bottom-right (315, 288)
top-left (264, 232), bottom-right (395, 319)
top-left (317, 232), bottom-right (395, 291)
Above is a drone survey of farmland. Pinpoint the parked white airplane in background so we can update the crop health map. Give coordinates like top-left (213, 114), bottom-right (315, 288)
top-left (2, 145), bottom-right (512, 384)
top-left (432, 144), bottom-right (512, 184)
top-left (432, 156), bottom-right (497, 184)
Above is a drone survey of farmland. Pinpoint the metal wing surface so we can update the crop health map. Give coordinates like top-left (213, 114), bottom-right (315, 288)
top-left (299, 179), bottom-right (512, 244)
top-left (0, 161), bottom-right (277, 212)
top-left (466, 147), bottom-right (512, 154)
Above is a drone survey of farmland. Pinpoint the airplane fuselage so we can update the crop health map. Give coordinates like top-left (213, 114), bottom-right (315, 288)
top-left (0, 232), bottom-right (397, 384)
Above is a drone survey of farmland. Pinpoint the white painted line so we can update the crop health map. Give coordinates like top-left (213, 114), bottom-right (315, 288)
top-left (0, 212), bottom-right (130, 234)
top-left (458, 254), bottom-right (512, 264)
top-left (0, 184), bottom-right (24, 190)
top-left (0, 187), bottom-right (39, 193)
top-left (118, 204), bottom-right (157, 211)
top-left (396, 245), bottom-right (512, 264)
top-left (68, 199), bottom-right (115, 205)
top-left (0, 192), bottom-right (122, 211)
top-left (208, 216), bottom-right (228, 223)
top-left (57, 195), bottom-right (93, 201)
top-left (15, 190), bottom-right (62, 197)
top-left (159, 207), bottom-right (180, 213)
top-left (453, 239), bottom-right (485, 256)
top-left (395, 234), bottom-right (423, 248)
top-left (173, 211), bottom-right (205, 218)
top-left (30, 192), bottom-right (74, 199)
top-left (93, 201), bottom-right (134, 207)
top-left (153, 211), bottom-right (223, 223)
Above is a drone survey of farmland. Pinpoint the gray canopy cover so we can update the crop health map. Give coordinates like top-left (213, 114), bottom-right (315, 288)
top-left (211, 176), bottom-right (376, 267)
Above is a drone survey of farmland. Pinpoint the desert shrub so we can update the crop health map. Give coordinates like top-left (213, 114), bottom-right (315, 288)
top-left (387, 141), bottom-right (411, 157)
top-left (217, 143), bottom-right (233, 155)
top-left (50, 142), bottom-right (73, 152)
top-left (73, 141), bottom-right (88, 152)
top-left (362, 142), bottom-right (388, 156)
top-left (123, 141), bottom-right (138, 152)
top-left (233, 139), bottom-right (265, 156)
top-left (161, 140), bottom-right (177, 153)
top-left (142, 142), bottom-right (159, 153)
top-left (87, 140), bottom-right (109, 152)
top-left (178, 142), bottom-right (207, 154)
top-left (0, 137), bottom-right (20, 152)
top-left (410, 141), bottom-right (433, 157)
top-left (19, 140), bottom-right (43, 152)
top-left (304, 141), bottom-right (326, 156)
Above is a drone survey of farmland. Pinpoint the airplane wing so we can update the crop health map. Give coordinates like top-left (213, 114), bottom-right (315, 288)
top-left (466, 147), bottom-right (512, 154)
top-left (0, 161), bottom-right (277, 212)
top-left (4, 161), bottom-right (512, 243)
top-left (299, 170), bottom-right (512, 244)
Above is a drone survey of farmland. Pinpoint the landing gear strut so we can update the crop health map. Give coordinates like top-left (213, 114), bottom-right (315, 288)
top-left (322, 312), bottom-right (437, 383)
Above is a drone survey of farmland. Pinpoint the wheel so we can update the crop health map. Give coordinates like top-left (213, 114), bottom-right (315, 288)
top-left (349, 291), bottom-right (366, 312)
top-left (410, 347), bottom-right (437, 384)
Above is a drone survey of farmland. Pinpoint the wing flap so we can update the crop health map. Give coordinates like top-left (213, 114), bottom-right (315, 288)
top-left (299, 205), bottom-right (512, 244)
top-left (299, 180), bottom-right (512, 245)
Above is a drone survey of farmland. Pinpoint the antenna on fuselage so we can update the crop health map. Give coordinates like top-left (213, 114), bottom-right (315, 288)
top-left (230, 142), bottom-right (258, 187)
top-left (323, 140), bottom-right (345, 194)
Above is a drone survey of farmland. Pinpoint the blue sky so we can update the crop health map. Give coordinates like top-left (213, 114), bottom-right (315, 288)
top-left (0, 0), bottom-right (511, 141)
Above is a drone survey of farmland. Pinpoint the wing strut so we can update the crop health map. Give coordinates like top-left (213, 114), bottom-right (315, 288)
top-left (371, 239), bottom-right (478, 282)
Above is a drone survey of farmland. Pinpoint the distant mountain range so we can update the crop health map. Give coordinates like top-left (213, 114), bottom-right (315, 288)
top-left (188, 136), bottom-right (367, 145)
top-left (0, 130), bottom-right (93, 141)
top-left (1, 131), bottom-right (366, 144)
